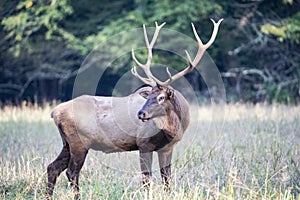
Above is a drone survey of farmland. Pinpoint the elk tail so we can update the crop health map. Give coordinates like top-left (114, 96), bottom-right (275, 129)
top-left (50, 109), bottom-right (55, 118)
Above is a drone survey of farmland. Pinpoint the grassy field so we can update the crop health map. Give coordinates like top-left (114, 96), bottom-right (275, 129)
top-left (0, 103), bottom-right (299, 199)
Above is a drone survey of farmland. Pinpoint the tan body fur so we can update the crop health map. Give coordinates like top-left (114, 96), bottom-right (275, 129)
top-left (51, 87), bottom-right (189, 153)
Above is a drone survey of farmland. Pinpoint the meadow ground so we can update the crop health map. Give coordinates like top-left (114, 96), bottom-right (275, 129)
top-left (0, 103), bottom-right (299, 199)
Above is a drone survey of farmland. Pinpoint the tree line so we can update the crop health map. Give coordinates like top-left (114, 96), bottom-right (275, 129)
top-left (0, 0), bottom-right (299, 104)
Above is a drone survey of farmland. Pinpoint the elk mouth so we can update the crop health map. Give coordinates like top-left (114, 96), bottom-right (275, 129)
top-left (141, 118), bottom-right (150, 122)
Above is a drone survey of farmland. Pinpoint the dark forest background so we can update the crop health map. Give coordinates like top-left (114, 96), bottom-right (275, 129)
top-left (0, 0), bottom-right (299, 105)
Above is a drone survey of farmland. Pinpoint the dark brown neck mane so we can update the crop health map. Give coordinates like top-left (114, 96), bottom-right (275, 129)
top-left (161, 90), bottom-right (188, 138)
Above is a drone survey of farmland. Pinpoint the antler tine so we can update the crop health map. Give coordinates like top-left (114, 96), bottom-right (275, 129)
top-left (205, 18), bottom-right (224, 48)
top-left (185, 50), bottom-right (193, 67)
top-left (190, 18), bottom-right (223, 67)
top-left (156, 18), bottom-right (223, 86)
top-left (191, 23), bottom-right (203, 46)
top-left (131, 48), bottom-right (145, 69)
top-left (142, 24), bottom-right (150, 49)
top-left (131, 22), bottom-right (166, 86)
top-left (149, 22), bottom-right (166, 48)
top-left (144, 22), bottom-right (166, 67)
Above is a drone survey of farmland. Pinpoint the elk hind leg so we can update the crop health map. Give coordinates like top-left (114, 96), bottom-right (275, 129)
top-left (66, 143), bottom-right (88, 200)
top-left (46, 139), bottom-right (70, 198)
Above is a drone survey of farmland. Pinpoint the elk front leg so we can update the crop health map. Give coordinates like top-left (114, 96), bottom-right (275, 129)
top-left (139, 151), bottom-right (153, 188)
top-left (158, 150), bottom-right (172, 190)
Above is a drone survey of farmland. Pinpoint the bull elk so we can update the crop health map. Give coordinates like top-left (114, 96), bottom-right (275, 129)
top-left (46, 19), bottom-right (223, 199)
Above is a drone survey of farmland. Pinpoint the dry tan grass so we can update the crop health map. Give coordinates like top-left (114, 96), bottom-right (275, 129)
top-left (0, 103), bottom-right (299, 199)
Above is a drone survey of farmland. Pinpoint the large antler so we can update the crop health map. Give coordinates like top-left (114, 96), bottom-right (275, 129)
top-left (132, 19), bottom-right (223, 87)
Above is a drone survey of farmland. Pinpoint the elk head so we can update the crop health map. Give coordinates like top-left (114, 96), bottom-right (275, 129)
top-left (132, 19), bottom-right (223, 122)
top-left (137, 85), bottom-right (174, 122)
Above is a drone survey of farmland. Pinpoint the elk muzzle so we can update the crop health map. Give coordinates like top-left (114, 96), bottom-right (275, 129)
top-left (138, 110), bottom-right (150, 122)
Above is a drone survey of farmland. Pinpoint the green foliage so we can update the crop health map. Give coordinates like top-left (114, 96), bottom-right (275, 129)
top-left (261, 12), bottom-right (300, 43)
top-left (68, 0), bottom-right (222, 54)
top-left (1, 0), bottom-right (73, 56)
top-left (1, 0), bottom-right (223, 56)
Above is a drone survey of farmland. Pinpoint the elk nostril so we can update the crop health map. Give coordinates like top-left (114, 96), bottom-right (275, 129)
top-left (138, 110), bottom-right (148, 119)
top-left (138, 111), bottom-right (144, 119)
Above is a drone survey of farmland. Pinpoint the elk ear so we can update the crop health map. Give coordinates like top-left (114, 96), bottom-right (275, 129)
top-left (167, 88), bottom-right (174, 98)
top-left (139, 91), bottom-right (149, 99)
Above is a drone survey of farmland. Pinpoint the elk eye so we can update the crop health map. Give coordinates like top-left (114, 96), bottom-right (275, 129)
top-left (157, 94), bottom-right (165, 104)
